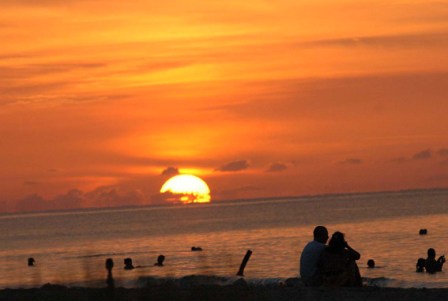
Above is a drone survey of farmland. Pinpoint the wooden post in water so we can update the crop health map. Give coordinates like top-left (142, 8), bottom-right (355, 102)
top-left (236, 250), bottom-right (252, 276)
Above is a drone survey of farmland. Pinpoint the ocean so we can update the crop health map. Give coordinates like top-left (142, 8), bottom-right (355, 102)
top-left (0, 189), bottom-right (447, 289)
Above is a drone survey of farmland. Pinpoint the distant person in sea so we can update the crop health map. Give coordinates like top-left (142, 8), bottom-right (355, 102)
top-left (299, 225), bottom-right (329, 286)
top-left (367, 259), bottom-right (375, 268)
top-left (27, 257), bottom-right (35, 267)
top-left (105, 258), bottom-right (114, 289)
top-left (425, 248), bottom-right (445, 273)
top-left (416, 258), bottom-right (426, 273)
top-left (318, 231), bottom-right (362, 287)
top-left (154, 255), bottom-right (165, 266)
top-left (124, 258), bottom-right (135, 270)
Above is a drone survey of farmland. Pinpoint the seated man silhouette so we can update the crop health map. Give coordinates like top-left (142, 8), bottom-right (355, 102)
top-left (299, 226), bottom-right (329, 286)
top-left (425, 248), bottom-right (445, 273)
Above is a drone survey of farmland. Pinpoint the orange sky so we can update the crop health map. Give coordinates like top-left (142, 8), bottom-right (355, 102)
top-left (1, 0), bottom-right (448, 212)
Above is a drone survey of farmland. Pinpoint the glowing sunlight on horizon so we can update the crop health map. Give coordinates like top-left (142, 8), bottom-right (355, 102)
top-left (160, 174), bottom-right (211, 204)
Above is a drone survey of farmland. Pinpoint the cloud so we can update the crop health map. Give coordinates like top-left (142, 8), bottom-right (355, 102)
top-left (215, 185), bottom-right (260, 200)
top-left (85, 186), bottom-right (147, 207)
top-left (427, 174), bottom-right (448, 181)
top-left (23, 181), bottom-right (39, 186)
top-left (390, 157), bottom-right (409, 164)
top-left (438, 148), bottom-right (448, 156)
top-left (266, 163), bottom-right (288, 172)
top-left (300, 32), bottom-right (448, 49)
top-left (412, 149), bottom-right (432, 160)
top-left (161, 167), bottom-right (180, 176)
top-left (15, 194), bottom-right (48, 212)
top-left (51, 189), bottom-right (84, 210)
top-left (339, 158), bottom-right (363, 165)
top-left (11, 185), bottom-right (150, 213)
top-left (216, 160), bottom-right (249, 172)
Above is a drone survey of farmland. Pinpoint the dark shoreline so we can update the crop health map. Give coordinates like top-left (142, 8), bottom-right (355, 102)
top-left (1, 284), bottom-right (447, 301)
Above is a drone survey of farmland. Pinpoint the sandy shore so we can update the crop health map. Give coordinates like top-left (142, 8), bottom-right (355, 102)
top-left (1, 283), bottom-right (447, 301)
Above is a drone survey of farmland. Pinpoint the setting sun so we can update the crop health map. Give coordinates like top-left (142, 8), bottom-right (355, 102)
top-left (160, 174), bottom-right (211, 204)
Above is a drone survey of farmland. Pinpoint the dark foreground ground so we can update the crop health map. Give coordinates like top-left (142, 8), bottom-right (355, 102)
top-left (1, 284), bottom-right (447, 301)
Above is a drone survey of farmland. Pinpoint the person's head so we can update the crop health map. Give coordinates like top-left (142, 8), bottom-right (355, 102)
top-left (427, 248), bottom-right (436, 258)
top-left (313, 226), bottom-right (329, 244)
top-left (105, 258), bottom-right (114, 271)
top-left (416, 258), bottom-right (426, 272)
top-left (328, 231), bottom-right (346, 252)
top-left (367, 259), bottom-right (375, 268)
top-left (27, 257), bottom-right (35, 266)
top-left (124, 258), bottom-right (134, 269)
top-left (157, 255), bottom-right (165, 265)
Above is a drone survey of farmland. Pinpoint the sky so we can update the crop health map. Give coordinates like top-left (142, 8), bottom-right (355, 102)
top-left (1, 0), bottom-right (448, 212)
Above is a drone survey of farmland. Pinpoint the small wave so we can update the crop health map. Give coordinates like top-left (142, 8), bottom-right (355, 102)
top-left (362, 277), bottom-right (391, 287)
top-left (137, 275), bottom-right (304, 288)
top-left (69, 251), bottom-right (149, 259)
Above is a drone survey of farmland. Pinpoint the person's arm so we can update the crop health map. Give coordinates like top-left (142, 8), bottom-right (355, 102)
top-left (345, 242), bottom-right (361, 260)
top-left (436, 256), bottom-right (445, 271)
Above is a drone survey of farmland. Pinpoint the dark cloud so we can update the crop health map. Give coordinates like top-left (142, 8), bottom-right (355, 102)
top-left (85, 186), bottom-right (147, 207)
top-left (12, 186), bottom-right (150, 213)
top-left (161, 167), bottom-right (180, 176)
top-left (339, 158), bottom-right (363, 165)
top-left (51, 189), bottom-right (84, 210)
top-left (216, 160), bottom-right (249, 172)
top-left (412, 149), bottom-right (432, 160)
top-left (266, 163), bottom-right (288, 172)
top-left (438, 148), bottom-right (448, 156)
top-left (15, 194), bottom-right (47, 212)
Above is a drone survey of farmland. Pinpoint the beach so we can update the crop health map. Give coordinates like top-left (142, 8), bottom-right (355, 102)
top-left (1, 283), bottom-right (447, 301)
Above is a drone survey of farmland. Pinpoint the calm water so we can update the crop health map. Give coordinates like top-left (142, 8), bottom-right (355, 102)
top-left (1, 189), bottom-right (448, 289)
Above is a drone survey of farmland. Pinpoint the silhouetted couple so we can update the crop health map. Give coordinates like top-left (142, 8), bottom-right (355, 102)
top-left (416, 248), bottom-right (445, 273)
top-left (300, 226), bottom-right (362, 287)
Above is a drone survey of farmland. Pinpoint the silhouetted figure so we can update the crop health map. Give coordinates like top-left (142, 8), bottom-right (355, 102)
top-left (425, 248), bottom-right (445, 273)
top-left (367, 259), bottom-right (375, 268)
top-left (28, 257), bottom-right (35, 267)
top-left (154, 255), bottom-right (165, 266)
top-left (191, 247), bottom-right (203, 251)
top-left (105, 258), bottom-right (115, 289)
top-left (416, 258), bottom-right (426, 273)
top-left (318, 231), bottom-right (362, 287)
top-left (124, 258), bottom-right (134, 270)
top-left (419, 229), bottom-right (428, 235)
top-left (300, 226), bottom-right (329, 286)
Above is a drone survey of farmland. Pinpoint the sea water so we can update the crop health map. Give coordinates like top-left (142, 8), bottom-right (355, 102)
top-left (0, 189), bottom-right (447, 289)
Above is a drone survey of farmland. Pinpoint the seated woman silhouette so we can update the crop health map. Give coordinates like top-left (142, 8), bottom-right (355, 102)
top-left (318, 231), bottom-right (362, 287)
